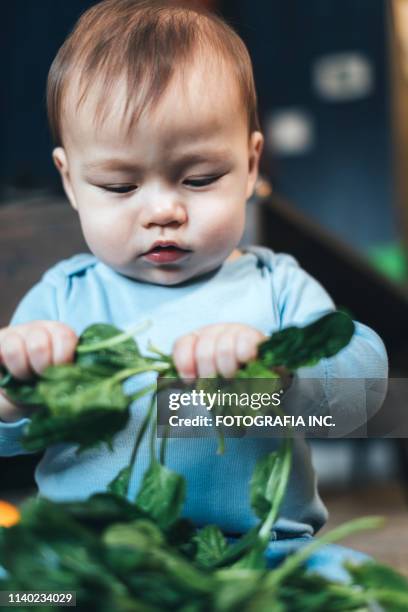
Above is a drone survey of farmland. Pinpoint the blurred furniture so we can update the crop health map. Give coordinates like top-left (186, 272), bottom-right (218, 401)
top-left (259, 194), bottom-right (408, 374)
top-left (0, 197), bottom-right (88, 327)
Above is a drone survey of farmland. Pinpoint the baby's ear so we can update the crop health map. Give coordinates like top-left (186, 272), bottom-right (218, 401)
top-left (52, 147), bottom-right (78, 211)
top-left (246, 131), bottom-right (264, 199)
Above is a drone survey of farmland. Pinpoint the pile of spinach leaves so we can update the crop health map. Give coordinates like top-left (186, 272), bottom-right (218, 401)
top-left (0, 311), bottom-right (407, 611)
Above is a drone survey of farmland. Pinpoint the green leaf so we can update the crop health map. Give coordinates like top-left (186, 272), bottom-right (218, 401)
top-left (266, 515), bottom-right (385, 588)
top-left (19, 362), bottom-right (132, 453)
top-left (345, 559), bottom-right (408, 609)
top-left (0, 497), bottom-right (132, 610)
top-left (76, 323), bottom-right (142, 369)
top-left (249, 438), bottom-right (292, 543)
top-left (213, 570), bottom-right (266, 611)
top-left (0, 373), bottom-right (43, 406)
top-left (22, 405), bottom-right (130, 453)
top-left (108, 466), bottom-right (132, 497)
top-left (235, 360), bottom-right (281, 379)
top-left (258, 311), bottom-right (355, 371)
top-left (252, 569), bottom-right (366, 611)
top-left (346, 559), bottom-right (408, 592)
top-left (0, 367), bottom-right (12, 387)
top-left (194, 525), bottom-right (228, 568)
top-left (37, 365), bottom-right (128, 416)
top-left (250, 450), bottom-right (283, 520)
top-left (135, 461), bottom-right (186, 529)
top-left (229, 538), bottom-right (268, 571)
top-left (103, 519), bottom-right (165, 550)
top-left (103, 521), bottom-right (214, 601)
top-left (205, 528), bottom-right (260, 569)
top-left (59, 493), bottom-right (147, 532)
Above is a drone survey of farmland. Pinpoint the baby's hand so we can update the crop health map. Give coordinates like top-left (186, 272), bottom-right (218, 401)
top-left (0, 321), bottom-right (78, 423)
top-left (0, 321), bottom-right (78, 380)
top-left (172, 323), bottom-right (267, 380)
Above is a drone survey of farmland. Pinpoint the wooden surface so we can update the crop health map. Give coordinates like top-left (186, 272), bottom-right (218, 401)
top-left (321, 482), bottom-right (408, 577)
top-left (0, 197), bottom-right (88, 327)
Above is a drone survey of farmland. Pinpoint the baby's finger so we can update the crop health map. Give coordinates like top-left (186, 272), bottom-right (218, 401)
top-left (49, 326), bottom-right (78, 365)
top-left (173, 333), bottom-right (198, 380)
top-left (215, 330), bottom-right (239, 378)
top-left (195, 333), bottom-right (218, 378)
top-left (236, 330), bottom-right (265, 364)
top-left (25, 327), bottom-right (53, 376)
top-left (0, 331), bottom-right (33, 380)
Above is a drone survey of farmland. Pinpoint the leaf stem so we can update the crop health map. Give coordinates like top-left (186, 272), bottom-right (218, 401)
top-left (146, 340), bottom-right (173, 362)
top-left (265, 516), bottom-right (385, 588)
top-left (76, 319), bottom-right (152, 353)
top-left (125, 385), bottom-right (158, 496)
top-left (258, 436), bottom-right (292, 541)
top-left (0, 368), bottom-right (12, 387)
top-left (159, 423), bottom-right (170, 465)
top-left (149, 394), bottom-right (158, 465)
top-left (111, 363), bottom-right (170, 384)
top-left (216, 428), bottom-right (225, 455)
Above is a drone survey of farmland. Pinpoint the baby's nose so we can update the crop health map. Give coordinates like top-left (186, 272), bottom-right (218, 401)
top-left (141, 198), bottom-right (187, 228)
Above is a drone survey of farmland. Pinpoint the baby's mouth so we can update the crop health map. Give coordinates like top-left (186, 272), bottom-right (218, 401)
top-left (142, 243), bottom-right (192, 264)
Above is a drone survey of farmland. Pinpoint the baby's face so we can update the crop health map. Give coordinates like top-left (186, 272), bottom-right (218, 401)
top-left (53, 57), bottom-right (263, 285)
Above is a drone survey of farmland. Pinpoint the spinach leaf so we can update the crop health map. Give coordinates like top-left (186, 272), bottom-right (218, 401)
top-left (0, 498), bottom-right (134, 611)
top-left (258, 311), bottom-right (355, 371)
top-left (103, 521), bottom-right (214, 600)
top-left (135, 461), bottom-right (186, 529)
top-left (203, 528), bottom-right (261, 569)
top-left (235, 360), bottom-right (281, 379)
top-left (213, 570), bottom-right (266, 611)
top-left (0, 371), bottom-right (43, 406)
top-left (37, 365), bottom-right (128, 415)
top-left (165, 518), bottom-right (197, 557)
top-left (22, 405), bottom-right (130, 453)
top-left (76, 323), bottom-right (141, 368)
top-left (345, 560), bottom-right (408, 611)
top-left (250, 450), bottom-right (285, 520)
top-left (193, 525), bottom-right (228, 568)
top-left (58, 493), bottom-right (147, 533)
top-left (346, 559), bottom-right (408, 592)
top-left (108, 466), bottom-right (132, 497)
top-left (257, 569), bottom-right (366, 611)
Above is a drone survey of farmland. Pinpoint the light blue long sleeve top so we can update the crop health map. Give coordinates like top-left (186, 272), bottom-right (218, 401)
top-left (0, 246), bottom-right (388, 537)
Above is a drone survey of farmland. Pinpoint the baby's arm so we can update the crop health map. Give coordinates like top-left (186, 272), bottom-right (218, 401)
top-left (272, 253), bottom-right (388, 427)
top-left (0, 321), bottom-right (77, 422)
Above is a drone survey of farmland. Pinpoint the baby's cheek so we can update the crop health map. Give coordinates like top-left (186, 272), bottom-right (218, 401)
top-left (200, 203), bottom-right (245, 252)
top-left (78, 209), bottom-right (133, 265)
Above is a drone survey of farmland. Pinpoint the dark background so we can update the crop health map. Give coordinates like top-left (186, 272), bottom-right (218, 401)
top-left (1, 0), bottom-right (398, 253)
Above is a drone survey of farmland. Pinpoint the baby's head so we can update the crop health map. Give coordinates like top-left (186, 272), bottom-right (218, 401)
top-left (48, 0), bottom-right (264, 285)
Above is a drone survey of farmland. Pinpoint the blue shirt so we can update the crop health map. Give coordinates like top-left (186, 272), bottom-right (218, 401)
top-left (0, 245), bottom-right (388, 537)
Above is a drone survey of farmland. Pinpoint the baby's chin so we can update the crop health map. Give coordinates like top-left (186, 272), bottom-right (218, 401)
top-left (111, 259), bottom-right (225, 286)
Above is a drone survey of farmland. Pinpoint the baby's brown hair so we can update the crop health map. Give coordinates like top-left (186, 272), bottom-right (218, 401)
top-left (47, 0), bottom-right (260, 146)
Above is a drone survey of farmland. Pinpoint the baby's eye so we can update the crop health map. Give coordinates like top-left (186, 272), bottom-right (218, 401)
top-left (101, 184), bottom-right (137, 194)
top-left (183, 175), bottom-right (222, 188)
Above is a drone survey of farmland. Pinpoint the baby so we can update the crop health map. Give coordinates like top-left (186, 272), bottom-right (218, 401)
top-left (0, 0), bottom-right (387, 581)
